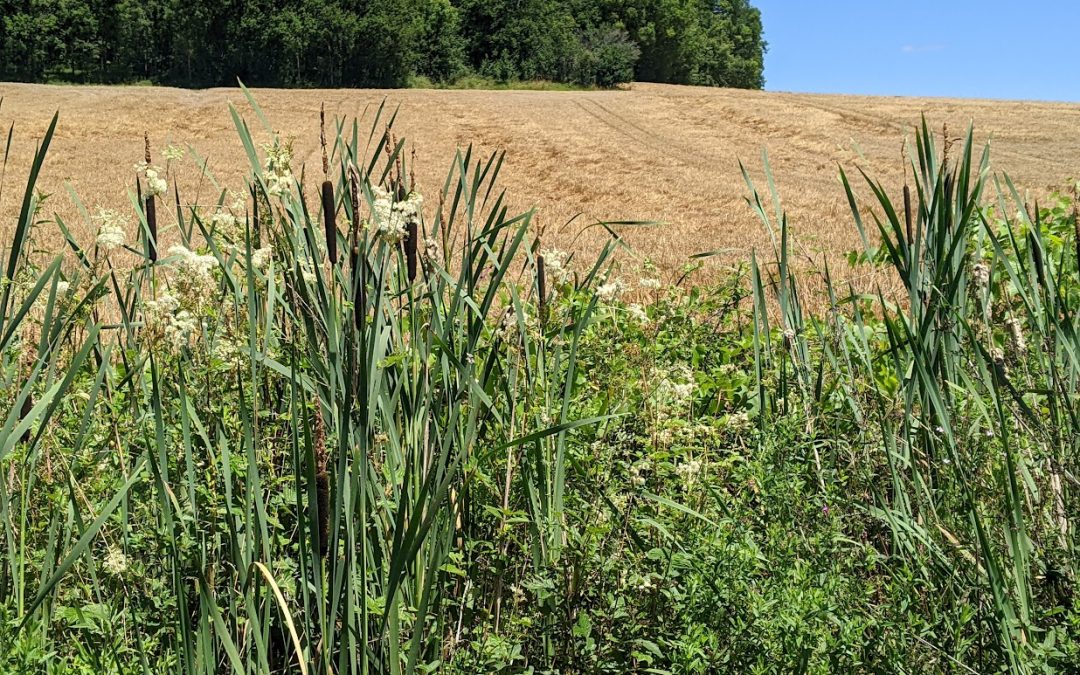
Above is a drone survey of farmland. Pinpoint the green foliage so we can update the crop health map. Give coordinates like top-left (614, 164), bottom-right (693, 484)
top-left (0, 0), bottom-right (765, 89)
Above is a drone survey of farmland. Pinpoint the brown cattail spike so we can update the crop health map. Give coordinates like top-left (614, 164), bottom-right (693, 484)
top-left (144, 131), bottom-right (151, 165)
top-left (322, 180), bottom-right (337, 265)
top-left (537, 255), bottom-right (547, 317)
top-left (146, 193), bottom-right (158, 263)
top-left (1029, 231), bottom-right (1046, 289)
top-left (19, 391), bottom-right (33, 444)
top-left (405, 221), bottom-right (418, 283)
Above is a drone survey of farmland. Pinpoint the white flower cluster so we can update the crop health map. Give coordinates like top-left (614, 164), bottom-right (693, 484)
top-left (94, 208), bottom-right (128, 251)
top-left (639, 278), bottom-right (661, 290)
top-left (653, 365), bottom-right (695, 418)
top-left (629, 459), bottom-right (651, 486)
top-left (596, 278), bottom-right (625, 301)
top-left (135, 162), bottom-right (168, 197)
top-left (369, 186), bottom-right (423, 244)
top-left (169, 245), bottom-right (217, 280)
top-left (104, 550), bottom-right (129, 576)
top-left (167, 245), bottom-right (218, 302)
top-left (210, 210), bottom-right (242, 243)
top-left (143, 294), bottom-right (197, 351)
top-left (675, 458), bottom-right (703, 484)
top-left (211, 336), bottom-right (246, 370)
top-left (972, 262), bottom-right (990, 291)
top-left (1005, 317), bottom-right (1026, 356)
top-left (727, 410), bottom-right (752, 431)
top-left (424, 237), bottom-right (441, 264)
top-left (541, 248), bottom-right (572, 284)
top-left (626, 303), bottom-right (650, 326)
top-left (250, 246), bottom-right (273, 272)
top-left (262, 138), bottom-right (294, 198)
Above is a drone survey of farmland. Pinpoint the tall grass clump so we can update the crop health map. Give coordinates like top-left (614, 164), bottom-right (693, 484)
top-left (741, 120), bottom-right (1078, 671)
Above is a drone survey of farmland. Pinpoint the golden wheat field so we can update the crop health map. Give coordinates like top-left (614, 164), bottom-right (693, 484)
top-left (2, 81), bottom-right (1079, 285)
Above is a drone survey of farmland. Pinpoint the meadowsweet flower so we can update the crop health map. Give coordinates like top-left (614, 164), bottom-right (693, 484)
top-left (423, 237), bottom-right (441, 263)
top-left (210, 210), bottom-right (241, 242)
top-left (56, 281), bottom-right (70, 295)
top-left (496, 308), bottom-right (518, 341)
top-left (369, 186), bottom-right (423, 244)
top-left (211, 336), bottom-right (246, 369)
top-left (626, 303), bottom-right (650, 326)
top-left (639, 278), bottom-right (661, 290)
top-left (104, 550), bottom-right (128, 576)
top-left (165, 310), bottom-right (197, 350)
top-left (596, 278), bottom-right (625, 301)
top-left (135, 163), bottom-right (168, 197)
top-left (1005, 317), bottom-right (1026, 356)
top-left (168, 245), bottom-right (217, 281)
top-left (94, 208), bottom-right (128, 251)
top-left (541, 248), bottom-right (571, 283)
top-left (675, 459), bottom-right (702, 484)
top-left (142, 294), bottom-right (195, 352)
top-left (250, 246), bottom-right (272, 271)
top-left (972, 262), bottom-right (990, 291)
top-left (144, 294), bottom-right (180, 316)
top-left (262, 138), bottom-right (294, 198)
top-left (629, 459), bottom-right (650, 486)
top-left (728, 410), bottom-right (752, 431)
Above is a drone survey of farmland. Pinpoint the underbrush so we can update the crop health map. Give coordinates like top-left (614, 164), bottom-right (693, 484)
top-left (0, 94), bottom-right (1077, 673)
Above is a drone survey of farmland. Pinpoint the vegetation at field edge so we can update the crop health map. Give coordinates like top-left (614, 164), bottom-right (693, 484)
top-left (0, 91), bottom-right (1077, 672)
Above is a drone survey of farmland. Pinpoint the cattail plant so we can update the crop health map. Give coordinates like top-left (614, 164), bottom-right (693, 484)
top-left (144, 132), bottom-right (157, 262)
top-left (405, 221), bottom-right (418, 283)
top-left (537, 253), bottom-right (547, 320)
top-left (320, 104), bottom-right (338, 265)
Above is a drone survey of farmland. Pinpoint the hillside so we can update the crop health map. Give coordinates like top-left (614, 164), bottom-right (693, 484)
top-left (2, 82), bottom-right (1079, 279)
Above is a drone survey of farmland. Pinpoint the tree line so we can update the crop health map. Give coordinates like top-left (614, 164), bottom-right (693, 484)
top-left (0, 0), bottom-right (765, 89)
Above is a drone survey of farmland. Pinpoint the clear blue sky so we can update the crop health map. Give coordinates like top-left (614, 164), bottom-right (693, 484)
top-left (754, 1), bottom-right (1080, 102)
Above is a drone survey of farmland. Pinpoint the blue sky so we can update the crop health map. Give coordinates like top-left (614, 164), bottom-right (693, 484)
top-left (754, 1), bottom-right (1080, 102)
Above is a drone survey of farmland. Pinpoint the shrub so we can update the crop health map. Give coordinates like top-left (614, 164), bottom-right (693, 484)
top-left (574, 26), bottom-right (640, 88)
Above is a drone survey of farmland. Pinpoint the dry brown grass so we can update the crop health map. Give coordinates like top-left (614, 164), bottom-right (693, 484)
top-left (2, 81), bottom-right (1079, 289)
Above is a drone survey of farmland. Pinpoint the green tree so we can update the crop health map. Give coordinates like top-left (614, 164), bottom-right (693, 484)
top-left (413, 0), bottom-right (468, 83)
top-left (458, 0), bottom-right (581, 82)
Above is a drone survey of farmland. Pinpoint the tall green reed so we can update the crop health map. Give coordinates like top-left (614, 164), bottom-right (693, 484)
top-left (745, 120), bottom-right (1076, 671)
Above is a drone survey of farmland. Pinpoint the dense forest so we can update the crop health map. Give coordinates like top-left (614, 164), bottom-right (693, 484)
top-left (0, 0), bottom-right (765, 88)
